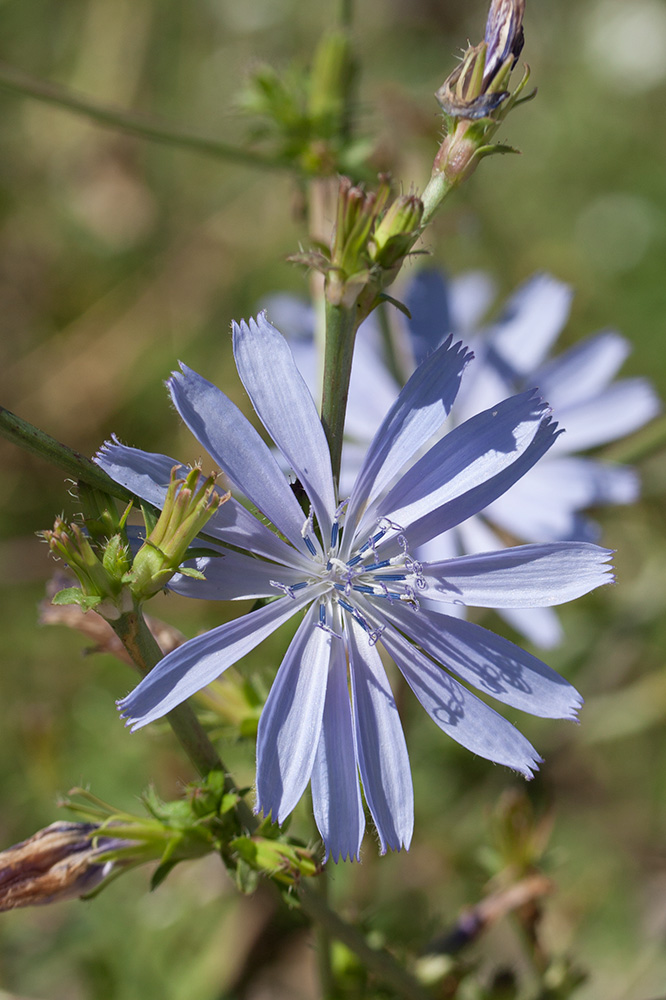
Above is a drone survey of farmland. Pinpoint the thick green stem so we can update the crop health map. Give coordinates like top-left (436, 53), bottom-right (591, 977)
top-left (0, 61), bottom-right (291, 172)
top-left (320, 300), bottom-right (359, 486)
top-left (0, 406), bottom-right (133, 503)
top-left (297, 882), bottom-right (432, 1000)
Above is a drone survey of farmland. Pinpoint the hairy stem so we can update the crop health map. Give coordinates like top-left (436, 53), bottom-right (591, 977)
top-left (320, 300), bottom-right (358, 486)
top-left (0, 407), bottom-right (133, 504)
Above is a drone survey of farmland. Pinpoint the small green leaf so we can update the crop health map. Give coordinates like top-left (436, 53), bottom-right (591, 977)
top-left (52, 588), bottom-right (102, 610)
top-left (150, 859), bottom-right (178, 891)
top-left (176, 567), bottom-right (206, 580)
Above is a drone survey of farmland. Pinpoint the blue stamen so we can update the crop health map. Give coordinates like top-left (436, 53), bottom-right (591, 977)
top-left (304, 535), bottom-right (317, 556)
top-left (372, 573), bottom-right (406, 581)
top-left (363, 559), bottom-right (391, 571)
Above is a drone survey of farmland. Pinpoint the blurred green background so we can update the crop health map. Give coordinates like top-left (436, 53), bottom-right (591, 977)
top-left (1, 0), bottom-right (666, 997)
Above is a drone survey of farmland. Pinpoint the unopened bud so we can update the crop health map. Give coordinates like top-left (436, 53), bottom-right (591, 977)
top-left (129, 466), bottom-right (229, 602)
top-left (43, 518), bottom-right (131, 615)
top-left (371, 193), bottom-right (424, 271)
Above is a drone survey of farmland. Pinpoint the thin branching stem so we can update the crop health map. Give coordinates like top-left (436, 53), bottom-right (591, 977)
top-left (0, 407), bottom-right (133, 504)
top-left (0, 61), bottom-right (293, 172)
top-left (297, 881), bottom-right (433, 1000)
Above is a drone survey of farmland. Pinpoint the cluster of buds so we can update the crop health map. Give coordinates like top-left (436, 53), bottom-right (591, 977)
top-left (294, 175), bottom-right (424, 315)
top-left (0, 776), bottom-right (321, 912)
top-left (431, 0), bottom-right (532, 190)
top-left (42, 467), bottom-right (228, 619)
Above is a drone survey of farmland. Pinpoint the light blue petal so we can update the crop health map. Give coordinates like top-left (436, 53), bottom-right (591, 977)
top-left (234, 314), bottom-right (336, 542)
top-left (345, 323), bottom-right (400, 443)
top-left (255, 605), bottom-right (332, 823)
top-left (95, 440), bottom-right (311, 571)
top-left (168, 365), bottom-right (312, 555)
top-left (344, 337), bottom-right (472, 549)
top-left (375, 392), bottom-right (559, 549)
top-left (118, 589), bottom-right (316, 728)
top-left (456, 517), bottom-right (563, 647)
top-left (311, 639), bottom-right (365, 862)
top-left (489, 274), bottom-right (572, 376)
top-left (169, 547), bottom-right (307, 601)
top-left (534, 331), bottom-right (630, 406)
top-left (380, 623), bottom-right (542, 777)
top-left (422, 542), bottom-right (613, 608)
top-left (378, 601), bottom-right (582, 720)
top-left (347, 618), bottom-right (413, 854)
top-left (448, 271), bottom-right (496, 333)
top-left (486, 458), bottom-right (639, 542)
top-left (496, 606), bottom-right (563, 649)
top-left (259, 293), bottom-right (316, 341)
top-left (404, 270), bottom-right (452, 367)
top-left (550, 379), bottom-right (661, 453)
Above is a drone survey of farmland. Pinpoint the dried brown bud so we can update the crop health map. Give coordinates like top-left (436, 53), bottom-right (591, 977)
top-left (0, 822), bottom-right (125, 911)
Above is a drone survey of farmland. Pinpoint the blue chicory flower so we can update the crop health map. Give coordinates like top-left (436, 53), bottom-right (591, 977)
top-left (96, 314), bottom-right (612, 861)
top-left (264, 271), bottom-right (659, 648)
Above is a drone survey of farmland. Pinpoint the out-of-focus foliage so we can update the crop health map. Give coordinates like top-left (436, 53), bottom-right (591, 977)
top-left (1, 0), bottom-right (666, 997)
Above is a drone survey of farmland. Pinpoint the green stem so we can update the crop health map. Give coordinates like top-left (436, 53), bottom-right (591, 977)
top-left (111, 607), bottom-right (258, 831)
top-left (320, 300), bottom-right (358, 486)
top-left (313, 868), bottom-right (336, 999)
top-left (0, 406), bottom-right (133, 504)
top-left (297, 882), bottom-right (432, 1000)
top-left (0, 60), bottom-right (291, 172)
top-left (420, 170), bottom-right (456, 229)
top-left (338, 0), bottom-right (353, 29)
top-left (112, 608), bottom-right (224, 779)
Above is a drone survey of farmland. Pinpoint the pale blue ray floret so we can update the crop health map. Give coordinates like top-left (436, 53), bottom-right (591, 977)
top-left (264, 271), bottom-right (659, 648)
top-left (96, 313), bottom-right (613, 861)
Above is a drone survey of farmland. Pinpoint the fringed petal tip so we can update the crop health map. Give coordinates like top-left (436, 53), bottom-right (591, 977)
top-left (324, 847), bottom-right (362, 865)
top-left (376, 831), bottom-right (413, 857)
top-left (566, 691), bottom-right (584, 723)
top-left (93, 433), bottom-right (124, 463)
top-left (115, 698), bottom-right (145, 733)
top-left (515, 752), bottom-right (543, 781)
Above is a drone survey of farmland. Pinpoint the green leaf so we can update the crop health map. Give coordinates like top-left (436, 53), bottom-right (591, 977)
top-left (176, 566), bottom-right (206, 580)
top-left (52, 588), bottom-right (102, 610)
top-left (150, 859), bottom-right (178, 891)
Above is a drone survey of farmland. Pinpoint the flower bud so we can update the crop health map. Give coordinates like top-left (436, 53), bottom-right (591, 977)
top-left (370, 193), bottom-right (424, 272)
top-left (43, 517), bottom-right (131, 616)
top-left (436, 0), bottom-right (526, 120)
top-left (128, 466), bottom-right (229, 602)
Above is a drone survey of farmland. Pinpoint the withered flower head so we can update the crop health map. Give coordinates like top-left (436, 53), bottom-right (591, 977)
top-left (0, 822), bottom-right (127, 911)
